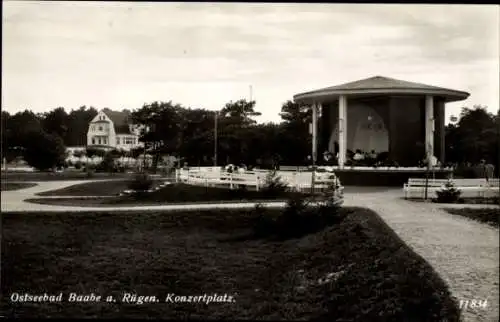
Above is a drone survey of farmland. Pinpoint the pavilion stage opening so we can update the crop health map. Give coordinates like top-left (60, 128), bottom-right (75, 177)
top-left (290, 75), bottom-right (470, 186)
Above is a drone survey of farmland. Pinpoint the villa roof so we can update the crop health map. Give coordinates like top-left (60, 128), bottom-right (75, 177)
top-left (293, 76), bottom-right (470, 104)
top-left (102, 108), bottom-right (133, 134)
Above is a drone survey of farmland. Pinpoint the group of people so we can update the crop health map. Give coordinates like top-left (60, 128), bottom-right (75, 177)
top-left (302, 149), bottom-right (381, 167)
top-left (351, 149), bottom-right (378, 162)
top-left (225, 163), bottom-right (251, 174)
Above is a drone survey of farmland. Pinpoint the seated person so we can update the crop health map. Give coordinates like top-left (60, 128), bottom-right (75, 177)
top-left (225, 164), bottom-right (234, 173)
top-left (323, 151), bottom-right (334, 164)
top-left (420, 155), bottom-right (438, 168)
top-left (369, 150), bottom-right (377, 159)
top-left (430, 155), bottom-right (438, 167)
top-left (353, 149), bottom-right (365, 161)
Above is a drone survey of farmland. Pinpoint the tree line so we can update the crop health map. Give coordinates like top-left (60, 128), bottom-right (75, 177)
top-left (1, 101), bottom-right (498, 173)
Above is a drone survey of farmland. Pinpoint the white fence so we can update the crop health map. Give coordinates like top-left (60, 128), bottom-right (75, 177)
top-left (175, 167), bottom-right (341, 192)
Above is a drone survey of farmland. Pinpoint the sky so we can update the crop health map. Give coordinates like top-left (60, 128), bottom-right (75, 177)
top-left (2, 2), bottom-right (499, 123)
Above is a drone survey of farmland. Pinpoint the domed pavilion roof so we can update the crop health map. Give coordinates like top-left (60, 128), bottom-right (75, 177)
top-left (293, 76), bottom-right (470, 104)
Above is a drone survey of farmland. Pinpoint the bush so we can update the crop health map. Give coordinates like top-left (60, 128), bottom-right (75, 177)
top-left (277, 195), bottom-right (346, 239)
top-left (127, 173), bottom-right (154, 192)
top-left (86, 147), bottom-right (105, 159)
top-left (74, 161), bottom-right (82, 170)
top-left (23, 131), bottom-right (66, 171)
top-left (316, 174), bottom-right (344, 208)
top-left (252, 193), bottom-right (347, 240)
top-left (435, 179), bottom-right (461, 203)
top-left (96, 153), bottom-right (117, 173)
top-left (261, 170), bottom-right (288, 197)
top-left (72, 150), bottom-right (84, 158)
top-left (276, 194), bottom-right (310, 233)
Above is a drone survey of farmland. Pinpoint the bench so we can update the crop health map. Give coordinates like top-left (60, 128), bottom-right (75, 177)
top-left (404, 178), bottom-right (499, 199)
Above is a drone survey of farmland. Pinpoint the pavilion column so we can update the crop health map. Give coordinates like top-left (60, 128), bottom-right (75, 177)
top-left (338, 95), bottom-right (347, 169)
top-left (425, 95), bottom-right (435, 160)
top-left (311, 102), bottom-right (319, 166)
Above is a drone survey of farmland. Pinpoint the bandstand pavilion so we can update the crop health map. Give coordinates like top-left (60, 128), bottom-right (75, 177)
top-left (293, 76), bottom-right (470, 169)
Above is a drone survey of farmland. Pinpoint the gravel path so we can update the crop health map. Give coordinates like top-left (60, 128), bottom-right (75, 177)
top-left (2, 182), bottom-right (499, 321)
top-left (347, 190), bottom-right (499, 322)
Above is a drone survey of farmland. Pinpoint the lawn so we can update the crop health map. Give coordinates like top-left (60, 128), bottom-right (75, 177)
top-left (1, 207), bottom-right (460, 320)
top-left (27, 183), bottom-right (306, 207)
top-left (444, 207), bottom-right (500, 228)
top-left (0, 182), bottom-right (37, 191)
top-left (1, 170), bottom-right (143, 182)
top-left (36, 179), bottom-right (166, 197)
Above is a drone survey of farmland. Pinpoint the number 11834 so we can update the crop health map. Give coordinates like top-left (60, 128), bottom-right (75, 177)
top-left (459, 299), bottom-right (488, 310)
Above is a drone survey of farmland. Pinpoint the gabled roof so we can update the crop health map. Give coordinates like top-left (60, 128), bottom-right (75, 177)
top-left (293, 76), bottom-right (470, 103)
top-left (101, 108), bottom-right (133, 134)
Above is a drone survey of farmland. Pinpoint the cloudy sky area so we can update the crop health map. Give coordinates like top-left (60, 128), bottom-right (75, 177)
top-left (2, 2), bottom-right (499, 123)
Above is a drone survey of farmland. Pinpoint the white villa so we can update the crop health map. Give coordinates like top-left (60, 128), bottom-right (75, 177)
top-left (86, 108), bottom-right (144, 151)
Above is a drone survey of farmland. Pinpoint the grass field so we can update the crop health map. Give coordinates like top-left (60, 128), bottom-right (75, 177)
top-left (444, 207), bottom-right (500, 228)
top-left (0, 182), bottom-right (38, 191)
top-left (36, 179), bottom-right (166, 197)
top-left (27, 183), bottom-right (306, 207)
top-left (1, 207), bottom-right (460, 320)
top-left (1, 171), bottom-right (144, 182)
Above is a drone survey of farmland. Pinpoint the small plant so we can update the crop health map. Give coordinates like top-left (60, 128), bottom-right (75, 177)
top-left (435, 179), bottom-right (461, 203)
top-left (278, 195), bottom-right (313, 238)
top-left (252, 194), bottom-right (310, 239)
top-left (98, 152), bottom-right (116, 173)
top-left (72, 150), bottom-right (84, 158)
top-left (317, 174), bottom-right (344, 208)
top-left (261, 170), bottom-right (288, 197)
top-left (74, 161), bottom-right (82, 170)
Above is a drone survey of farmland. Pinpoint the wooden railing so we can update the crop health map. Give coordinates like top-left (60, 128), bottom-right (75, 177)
top-left (175, 167), bottom-right (341, 192)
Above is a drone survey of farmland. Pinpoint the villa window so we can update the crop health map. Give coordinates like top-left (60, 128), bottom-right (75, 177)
top-left (103, 138), bottom-right (107, 145)
top-left (92, 138), bottom-right (95, 145)
top-left (117, 138), bottom-right (120, 145)
top-left (98, 126), bottom-right (103, 131)
top-left (98, 138), bottom-right (101, 145)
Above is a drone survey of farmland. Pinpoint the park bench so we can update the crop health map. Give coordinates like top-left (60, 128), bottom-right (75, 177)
top-left (404, 178), bottom-right (499, 199)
